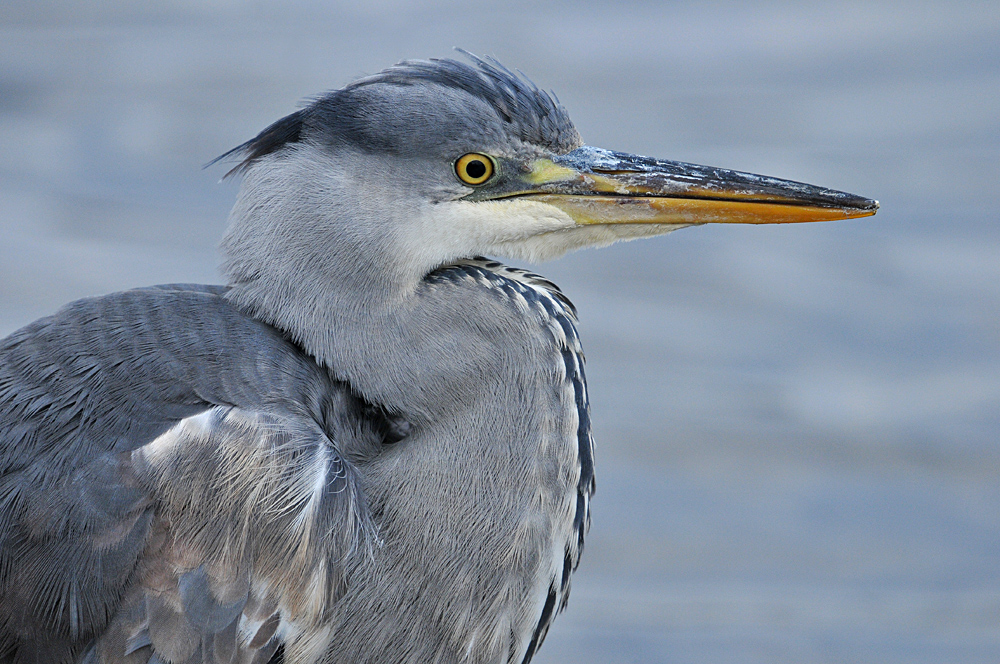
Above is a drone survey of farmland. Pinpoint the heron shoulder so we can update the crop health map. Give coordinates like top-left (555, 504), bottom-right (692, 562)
top-left (0, 285), bottom-right (389, 659)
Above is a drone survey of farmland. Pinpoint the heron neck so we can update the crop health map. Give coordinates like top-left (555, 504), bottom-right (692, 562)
top-left (316, 262), bottom-right (592, 663)
top-left (223, 250), bottom-right (514, 425)
top-left (220, 149), bottom-right (569, 421)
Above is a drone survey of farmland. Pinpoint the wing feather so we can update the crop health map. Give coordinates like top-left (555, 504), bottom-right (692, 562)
top-left (94, 405), bottom-right (370, 664)
top-left (0, 286), bottom-right (385, 663)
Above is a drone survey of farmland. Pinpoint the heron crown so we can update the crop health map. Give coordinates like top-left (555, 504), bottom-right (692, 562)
top-left (216, 52), bottom-right (580, 177)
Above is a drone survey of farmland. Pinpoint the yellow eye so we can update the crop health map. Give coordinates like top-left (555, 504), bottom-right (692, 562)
top-left (455, 153), bottom-right (495, 185)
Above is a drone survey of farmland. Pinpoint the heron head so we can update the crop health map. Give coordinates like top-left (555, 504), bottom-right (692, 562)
top-left (219, 53), bottom-right (876, 294)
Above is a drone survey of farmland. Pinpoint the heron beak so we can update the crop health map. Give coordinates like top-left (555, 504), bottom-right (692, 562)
top-left (516, 146), bottom-right (878, 225)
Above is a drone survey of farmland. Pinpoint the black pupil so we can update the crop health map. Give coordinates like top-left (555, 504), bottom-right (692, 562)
top-left (465, 159), bottom-right (487, 180)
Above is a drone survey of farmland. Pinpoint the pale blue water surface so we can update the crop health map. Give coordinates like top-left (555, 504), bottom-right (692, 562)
top-left (1, 2), bottom-right (998, 662)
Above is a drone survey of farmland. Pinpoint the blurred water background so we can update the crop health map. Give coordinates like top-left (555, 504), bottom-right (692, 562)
top-left (1, 1), bottom-right (998, 662)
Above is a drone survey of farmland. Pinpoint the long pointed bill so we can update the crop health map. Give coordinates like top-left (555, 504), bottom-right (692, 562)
top-left (518, 146), bottom-right (878, 225)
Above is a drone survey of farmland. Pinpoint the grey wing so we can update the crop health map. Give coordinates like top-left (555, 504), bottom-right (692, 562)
top-left (0, 286), bottom-right (380, 664)
top-left (91, 406), bottom-right (370, 664)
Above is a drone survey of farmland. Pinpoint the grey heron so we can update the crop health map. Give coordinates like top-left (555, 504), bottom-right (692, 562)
top-left (0, 54), bottom-right (877, 664)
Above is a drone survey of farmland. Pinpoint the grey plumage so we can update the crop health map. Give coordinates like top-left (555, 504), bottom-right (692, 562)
top-left (0, 286), bottom-right (382, 662)
top-left (0, 53), bottom-right (877, 664)
top-left (1, 267), bottom-right (587, 664)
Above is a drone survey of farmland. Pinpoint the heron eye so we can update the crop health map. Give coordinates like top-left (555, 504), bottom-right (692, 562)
top-left (455, 153), bottom-right (495, 185)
